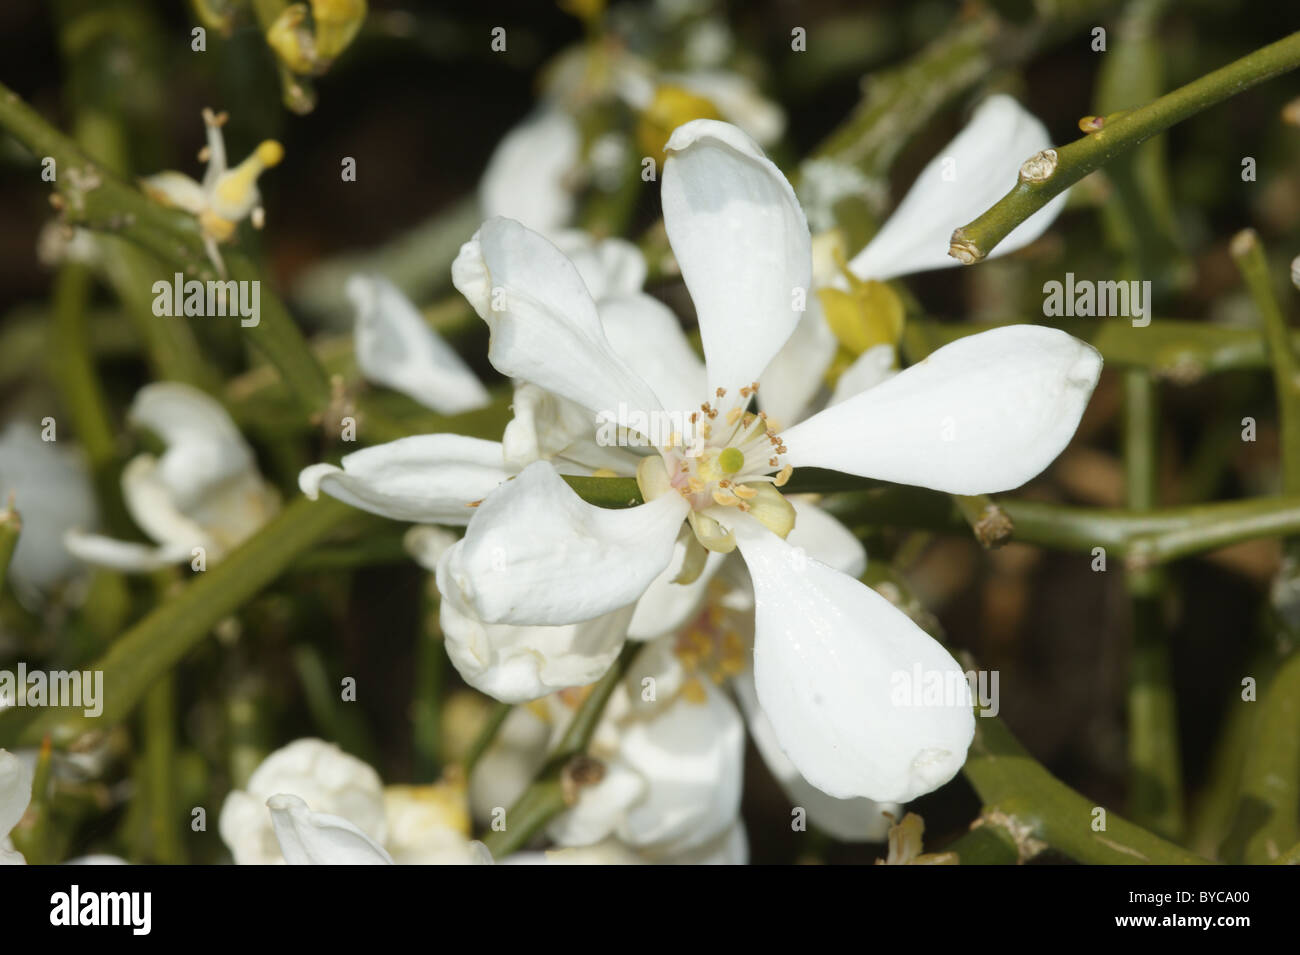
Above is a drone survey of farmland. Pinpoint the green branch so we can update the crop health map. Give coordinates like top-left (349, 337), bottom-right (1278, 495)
top-left (964, 717), bottom-right (1210, 864)
top-left (479, 641), bottom-right (641, 859)
top-left (949, 32), bottom-right (1300, 263)
top-left (0, 496), bottom-right (354, 747)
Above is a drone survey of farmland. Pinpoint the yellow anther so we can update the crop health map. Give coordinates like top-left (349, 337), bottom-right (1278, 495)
top-left (774, 465), bottom-right (793, 487)
top-left (732, 484), bottom-right (757, 500)
top-left (725, 407), bottom-right (743, 426)
top-left (711, 488), bottom-right (741, 507)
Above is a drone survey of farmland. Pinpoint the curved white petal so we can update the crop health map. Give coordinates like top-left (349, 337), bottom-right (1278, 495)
top-left (437, 461), bottom-right (687, 626)
top-left (218, 738), bottom-right (388, 865)
top-left (733, 670), bottom-right (896, 841)
top-left (735, 522), bottom-right (974, 803)
top-left (787, 498), bottom-right (866, 579)
top-left (403, 525), bottom-right (459, 573)
top-left (349, 274), bottom-right (490, 415)
top-left (452, 218), bottom-right (662, 421)
top-left (548, 760), bottom-right (647, 847)
top-left (63, 530), bottom-right (189, 572)
top-left (501, 384), bottom-right (637, 475)
top-left (129, 382), bottom-right (252, 508)
top-left (662, 120), bottom-right (812, 394)
top-left (598, 293), bottom-right (706, 416)
top-left (627, 540), bottom-right (726, 640)
top-left (757, 305), bottom-right (837, 426)
top-left (299, 435), bottom-right (509, 525)
top-left (0, 424), bottom-right (98, 598)
top-left (828, 344), bottom-right (895, 407)
top-left (479, 109), bottom-right (580, 236)
top-left (139, 171), bottom-right (208, 215)
top-left (846, 95), bottom-right (1066, 281)
top-left (0, 749), bottom-right (33, 839)
top-left (120, 455), bottom-right (215, 555)
top-left (551, 233), bottom-right (647, 302)
top-left (440, 590), bottom-right (633, 703)
top-left (267, 794), bottom-right (394, 865)
top-left (615, 680), bottom-right (745, 854)
top-left (782, 325), bottom-right (1102, 495)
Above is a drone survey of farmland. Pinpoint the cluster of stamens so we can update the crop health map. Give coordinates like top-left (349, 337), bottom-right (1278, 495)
top-left (664, 383), bottom-right (792, 514)
top-left (674, 594), bottom-right (747, 703)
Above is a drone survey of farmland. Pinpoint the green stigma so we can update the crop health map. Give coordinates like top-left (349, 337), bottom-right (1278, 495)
top-left (718, 447), bottom-right (745, 475)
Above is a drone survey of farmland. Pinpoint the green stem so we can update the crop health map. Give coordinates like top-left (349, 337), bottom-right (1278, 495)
top-left (953, 494), bottom-right (1014, 549)
top-left (479, 642), bottom-right (641, 858)
top-left (964, 716), bottom-right (1210, 864)
top-left (142, 674), bottom-right (183, 863)
top-left (0, 496), bottom-right (354, 747)
top-left (950, 32), bottom-right (1300, 262)
top-left (0, 504), bottom-right (19, 594)
top-left (1123, 369), bottom-right (1184, 840)
top-left (1220, 651), bottom-right (1300, 862)
top-left (462, 701), bottom-right (512, 777)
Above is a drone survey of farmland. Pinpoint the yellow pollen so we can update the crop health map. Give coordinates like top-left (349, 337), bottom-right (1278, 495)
top-left (774, 465), bottom-right (793, 487)
top-left (712, 488), bottom-right (741, 507)
top-left (733, 484), bottom-right (757, 500)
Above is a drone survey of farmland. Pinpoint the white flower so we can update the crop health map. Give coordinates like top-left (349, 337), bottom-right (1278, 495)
top-left (349, 273), bottom-right (490, 415)
top-left (766, 94), bottom-right (1068, 425)
top-left (140, 109), bottom-right (284, 275)
top-left (0, 749), bottom-right (33, 865)
top-left (219, 738), bottom-right (488, 865)
top-left (0, 423), bottom-right (97, 605)
top-left (65, 383), bottom-right (279, 572)
top-left (479, 110), bottom-right (583, 237)
top-left (431, 118), bottom-right (1100, 803)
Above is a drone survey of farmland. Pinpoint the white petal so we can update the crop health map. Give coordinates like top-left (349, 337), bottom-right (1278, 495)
top-left (452, 218), bottom-right (662, 420)
top-left (440, 591), bottom-right (633, 703)
top-left (758, 305), bottom-right (837, 426)
top-left (598, 293), bottom-right (706, 415)
top-left (551, 232), bottom-right (648, 301)
top-left (828, 344), bottom-right (895, 407)
top-left (846, 95), bottom-right (1066, 281)
top-left (782, 325), bottom-right (1102, 495)
top-left (63, 530), bottom-right (189, 572)
top-left (0, 423), bottom-right (98, 598)
top-left (129, 382), bottom-right (253, 508)
top-left (626, 540), bottom-right (726, 640)
top-left (479, 110), bottom-right (580, 236)
top-left (548, 759), bottom-right (647, 847)
top-left (267, 794), bottom-right (394, 865)
top-left (733, 670), bottom-right (896, 841)
top-left (139, 171), bottom-right (208, 215)
top-left (120, 455), bottom-right (215, 555)
top-left (0, 749), bottom-right (33, 839)
top-left (615, 680), bottom-right (745, 854)
top-left (662, 120), bottom-right (812, 394)
top-left (299, 435), bottom-right (509, 525)
top-left (735, 522), bottom-right (974, 802)
top-left (403, 525), bottom-right (459, 572)
top-left (219, 738), bottom-right (388, 865)
top-left (349, 274), bottom-right (490, 415)
top-left (787, 498), bottom-right (866, 579)
top-left (654, 821), bottom-right (748, 864)
top-left (437, 461), bottom-right (687, 626)
top-left (501, 384), bottom-right (636, 474)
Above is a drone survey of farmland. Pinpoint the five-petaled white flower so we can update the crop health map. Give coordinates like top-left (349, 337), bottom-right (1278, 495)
top-left (433, 119), bottom-right (1101, 804)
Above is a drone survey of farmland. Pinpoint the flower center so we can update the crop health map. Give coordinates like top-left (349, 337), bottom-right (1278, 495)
top-left (637, 383), bottom-right (796, 553)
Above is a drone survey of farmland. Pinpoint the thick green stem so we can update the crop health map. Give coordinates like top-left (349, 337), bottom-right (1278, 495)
top-left (142, 674), bottom-right (184, 863)
top-left (950, 32), bottom-right (1300, 262)
top-left (0, 496), bottom-right (354, 747)
top-left (1123, 369), bottom-right (1184, 840)
top-left (479, 642), bottom-right (641, 858)
top-left (964, 717), bottom-right (1210, 864)
top-left (1220, 651), bottom-right (1300, 862)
